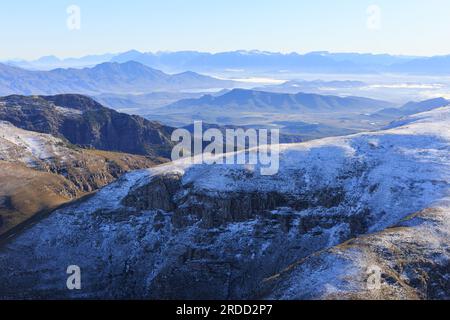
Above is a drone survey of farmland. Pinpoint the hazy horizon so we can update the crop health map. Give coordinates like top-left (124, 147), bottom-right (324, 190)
top-left (2, 0), bottom-right (450, 60)
top-left (2, 49), bottom-right (434, 62)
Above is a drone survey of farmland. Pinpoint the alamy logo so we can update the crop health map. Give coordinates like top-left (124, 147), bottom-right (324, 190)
top-left (66, 5), bottom-right (81, 31)
top-left (366, 5), bottom-right (381, 30)
top-left (171, 121), bottom-right (280, 175)
top-left (66, 265), bottom-right (81, 290)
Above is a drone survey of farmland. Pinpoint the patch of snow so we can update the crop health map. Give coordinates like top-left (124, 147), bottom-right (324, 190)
top-left (0, 121), bottom-right (68, 164)
top-left (54, 106), bottom-right (83, 117)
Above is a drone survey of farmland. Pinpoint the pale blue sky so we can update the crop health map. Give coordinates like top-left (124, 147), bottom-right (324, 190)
top-left (1, 0), bottom-right (450, 59)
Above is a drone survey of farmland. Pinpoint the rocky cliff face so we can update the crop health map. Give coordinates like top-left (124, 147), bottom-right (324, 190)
top-left (0, 94), bottom-right (175, 158)
top-left (0, 106), bottom-right (449, 299)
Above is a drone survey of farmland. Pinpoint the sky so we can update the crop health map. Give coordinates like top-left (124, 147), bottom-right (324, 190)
top-left (1, 0), bottom-right (450, 60)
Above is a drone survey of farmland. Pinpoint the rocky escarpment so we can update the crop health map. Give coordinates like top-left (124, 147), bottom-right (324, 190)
top-left (121, 171), bottom-right (370, 236)
top-left (0, 106), bottom-right (449, 299)
top-left (0, 94), bottom-right (175, 158)
top-left (264, 205), bottom-right (450, 300)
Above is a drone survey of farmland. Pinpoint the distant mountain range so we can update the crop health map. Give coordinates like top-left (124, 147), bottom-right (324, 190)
top-left (0, 94), bottom-right (175, 158)
top-left (112, 50), bottom-right (358, 73)
top-left (0, 61), bottom-right (235, 95)
top-left (110, 50), bottom-right (450, 75)
top-left (4, 50), bottom-right (450, 74)
top-left (141, 89), bottom-right (394, 140)
top-left (161, 88), bottom-right (392, 114)
top-left (4, 53), bottom-right (117, 70)
top-left (390, 55), bottom-right (450, 74)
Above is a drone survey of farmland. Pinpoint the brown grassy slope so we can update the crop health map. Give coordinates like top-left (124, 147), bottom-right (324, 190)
top-left (0, 161), bottom-right (79, 234)
top-left (0, 152), bottom-right (167, 236)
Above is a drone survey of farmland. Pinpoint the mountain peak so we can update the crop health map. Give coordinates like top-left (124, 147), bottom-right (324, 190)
top-left (402, 97), bottom-right (449, 114)
top-left (94, 60), bottom-right (160, 72)
top-left (122, 49), bottom-right (143, 55)
top-left (33, 55), bottom-right (60, 63)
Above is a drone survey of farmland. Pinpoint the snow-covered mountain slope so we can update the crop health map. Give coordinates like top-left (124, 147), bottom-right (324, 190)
top-left (0, 107), bottom-right (449, 299)
top-left (0, 121), bottom-right (161, 235)
top-left (0, 120), bottom-right (160, 190)
top-left (0, 120), bottom-right (78, 165)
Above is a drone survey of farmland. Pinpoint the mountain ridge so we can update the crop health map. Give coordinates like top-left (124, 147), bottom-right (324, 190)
top-left (372, 97), bottom-right (450, 119)
top-left (0, 61), bottom-right (234, 95)
top-left (0, 94), bottom-right (176, 158)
